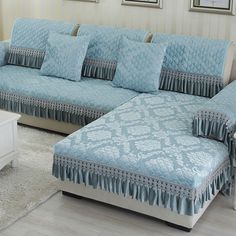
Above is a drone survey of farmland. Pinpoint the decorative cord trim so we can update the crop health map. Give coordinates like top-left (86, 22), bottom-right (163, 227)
top-left (53, 154), bottom-right (231, 200)
top-left (84, 58), bottom-right (117, 69)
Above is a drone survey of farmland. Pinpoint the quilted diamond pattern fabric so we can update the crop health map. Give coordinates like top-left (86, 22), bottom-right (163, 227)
top-left (0, 41), bottom-right (9, 67)
top-left (152, 33), bottom-right (232, 97)
top-left (152, 33), bottom-right (230, 76)
top-left (78, 24), bottom-right (148, 61)
top-left (10, 18), bottom-right (76, 51)
top-left (40, 33), bottom-right (90, 81)
top-left (54, 92), bottom-right (228, 189)
top-left (8, 18), bottom-right (77, 68)
top-left (77, 24), bottom-right (149, 80)
top-left (0, 65), bottom-right (138, 119)
top-left (112, 37), bottom-right (167, 93)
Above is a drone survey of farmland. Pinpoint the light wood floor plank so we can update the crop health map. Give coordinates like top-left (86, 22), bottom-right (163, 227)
top-left (1, 192), bottom-right (236, 236)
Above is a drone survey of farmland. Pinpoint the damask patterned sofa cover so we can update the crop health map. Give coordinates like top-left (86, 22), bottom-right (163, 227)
top-left (53, 91), bottom-right (232, 229)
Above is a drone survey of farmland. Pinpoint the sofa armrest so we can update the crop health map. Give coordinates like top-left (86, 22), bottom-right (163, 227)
top-left (0, 41), bottom-right (9, 67)
top-left (193, 80), bottom-right (236, 166)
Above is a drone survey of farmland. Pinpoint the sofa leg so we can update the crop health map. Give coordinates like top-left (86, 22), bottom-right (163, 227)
top-left (166, 222), bottom-right (192, 232)
top-left (62, 191), bottom-right (83, 200)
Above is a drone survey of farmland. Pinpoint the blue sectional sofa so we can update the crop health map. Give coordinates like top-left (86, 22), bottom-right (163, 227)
top-left (0, 18), bottom-right (235, 231)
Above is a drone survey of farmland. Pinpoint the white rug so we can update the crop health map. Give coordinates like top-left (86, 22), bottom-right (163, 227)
top-left (0, 125), bottom-right (65, 231)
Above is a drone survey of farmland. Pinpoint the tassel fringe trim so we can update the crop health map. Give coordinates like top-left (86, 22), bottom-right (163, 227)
top-left (193, 111), bottom-right (236, 167)
top-left (160, 69), bottom-right (224, 98)
top-left (0, 91), bottom-right (106, 126)
top-left (53, 155), bottom-right (232, 216)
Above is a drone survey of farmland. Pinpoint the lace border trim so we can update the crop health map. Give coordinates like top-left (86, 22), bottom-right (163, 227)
top-left (0, 91), bottom-right (105, 119)
top-left (84, 58), bottom-right (117, 69)
top-left (53, 154), bottom-right (230, 200)
top-left (8, 46), bottom-right (45, 58)
top-left (194, 110), bottom-right (236, 135)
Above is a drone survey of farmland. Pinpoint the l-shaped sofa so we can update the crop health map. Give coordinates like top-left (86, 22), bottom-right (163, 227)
top-left (0, 18), bottom-right (236, 231)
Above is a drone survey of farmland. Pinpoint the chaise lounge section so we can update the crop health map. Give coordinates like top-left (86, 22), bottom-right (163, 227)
top-left (53, 91), bottom-right (231, 230)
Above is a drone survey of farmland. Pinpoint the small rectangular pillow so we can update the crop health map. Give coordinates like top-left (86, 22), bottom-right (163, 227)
top-left (112, 37), bottom-right (167, 93)
top-left (192, 80), bottom-right (236, 167)
top-left (40, 32), bottom-right (90, 82)
top-left (8, 18), bottom-right (78, 69)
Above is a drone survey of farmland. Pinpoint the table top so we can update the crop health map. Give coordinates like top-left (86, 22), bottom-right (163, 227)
top-left (0, 110), bottom-right (21, 125)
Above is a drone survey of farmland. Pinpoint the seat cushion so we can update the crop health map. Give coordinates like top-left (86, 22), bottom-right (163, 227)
top-left (53, 91), bottom-right (230, 216)
top-left (0, 65), bottom-right (138, 126)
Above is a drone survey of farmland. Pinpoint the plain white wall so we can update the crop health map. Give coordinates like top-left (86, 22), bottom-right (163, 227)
top-left (0, 0), bottom-right (236, 41)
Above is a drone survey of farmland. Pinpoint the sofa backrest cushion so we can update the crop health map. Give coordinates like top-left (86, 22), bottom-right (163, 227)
top-left (8, 18), bottom-right (78, 69)
top-left (77, 24), bottom-right (150, 81)
top-left (152, 33), bottom-right (234, 97)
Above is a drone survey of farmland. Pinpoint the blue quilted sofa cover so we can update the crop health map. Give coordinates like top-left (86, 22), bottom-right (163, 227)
top-left (77, 24), bottom-right (150, 81)
top-left (0, 20), bottom-right (150, 126)
top-left (152, 33), bottom-right (232, 97)
top-left (0, 18), bottom-right (234, 218)
top-left (8, 18), bottom-right (78, 69)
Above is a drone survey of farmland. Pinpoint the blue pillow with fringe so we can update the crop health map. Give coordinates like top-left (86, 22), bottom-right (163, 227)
top-left (152, 33), bottom-right (232, 97)
top-left (40, 32), bottom-right (90, 82)
top-left (8, 18), bottom-right (77, 69)
top-left (193, 80), bottom-right (236, 167)
top-left (112, 37), bottom-right (167, 93)
top-left (77, 24), bottom-right (150, 81)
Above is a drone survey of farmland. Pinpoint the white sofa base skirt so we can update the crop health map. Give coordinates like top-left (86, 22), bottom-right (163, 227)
top-left (59, 180), bottom-right (219, 230)
top-left (18, 114), bottom-right (80, 134)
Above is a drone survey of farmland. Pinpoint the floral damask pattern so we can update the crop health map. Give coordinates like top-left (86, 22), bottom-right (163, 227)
top-left (54, 91), bottom-right (229, 190)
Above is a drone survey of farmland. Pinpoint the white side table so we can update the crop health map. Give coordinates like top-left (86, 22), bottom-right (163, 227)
top-left (0, 110), bottom-right (21, 170)
top-left (234, 133), bottom-right (236, 210)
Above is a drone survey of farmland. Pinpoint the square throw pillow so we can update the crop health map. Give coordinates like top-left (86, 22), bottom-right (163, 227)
top-left (112, 37), bottom-right (167, 93)
top-left (40, 32), bottom-right (90, 81)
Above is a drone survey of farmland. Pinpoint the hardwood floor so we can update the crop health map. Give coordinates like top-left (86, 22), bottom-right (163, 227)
top-left (1, 192), bottom-right (236, 236)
